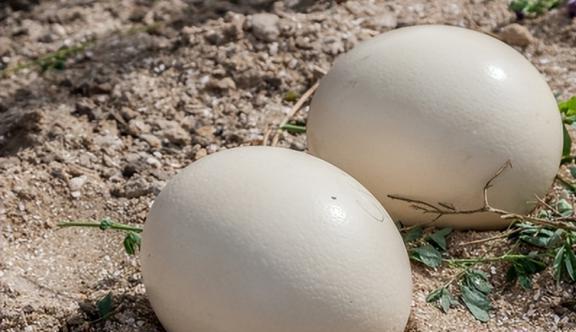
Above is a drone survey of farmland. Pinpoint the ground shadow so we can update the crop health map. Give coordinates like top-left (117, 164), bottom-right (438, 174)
top-left (0, 0), bottom-right (336, 156)
top-left (62, 292), bottom-right (166, 332)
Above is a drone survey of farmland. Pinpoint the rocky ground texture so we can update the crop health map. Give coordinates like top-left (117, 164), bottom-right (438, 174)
top-left (1, 0), bottom-right (576, 331)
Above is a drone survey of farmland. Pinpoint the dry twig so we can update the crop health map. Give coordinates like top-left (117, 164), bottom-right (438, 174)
top-left (389, 161), bottom-right (576, 232)
top-left (270, 81), bottom-right (320, 146)
top-left (458, 229), bottom-right (520, 246)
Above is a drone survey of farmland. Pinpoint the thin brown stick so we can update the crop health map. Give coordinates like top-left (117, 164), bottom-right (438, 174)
top-left (388, 195), bottom-right (446, 214)
top-left (311, 65), bottom-right (328, 76)
top-left (389, 161), bottom-right (576, 232)
top-left (534, 195), bottom-right (561, 217)
top-left (262, 126), bottom-right (272, 146)
top-left (556, 216), bottom-right (576, 222)
top-left (458, 229), bottom-right (520, 246)
top-left (482, 160), bottom-right (512, 208)
top-left (271, 81), bottom-right (320, 146)
top-left (399, 214), bottom-right (443, 232)
top-left (499, 213), bottom-right (576, 231)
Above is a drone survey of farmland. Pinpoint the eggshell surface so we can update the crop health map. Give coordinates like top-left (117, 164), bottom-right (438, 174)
top-left (142, 146), bottom-right (412, 332)
top-left (307, 25), bottom-right (562, 230)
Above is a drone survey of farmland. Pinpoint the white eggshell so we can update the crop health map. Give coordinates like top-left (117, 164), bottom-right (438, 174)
top-left (142, 146), bottom-right (412, 332)
top-left (307, 25), bottom-right (562, 230)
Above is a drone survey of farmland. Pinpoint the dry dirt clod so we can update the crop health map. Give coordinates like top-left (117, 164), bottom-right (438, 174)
top-left (127, 119), bottom-right (151, 137)
top-left (499, 23), bottom-right (535, 47)
top-left (249, 13), bottom-right (280, 42)
top-left (208, 77), bottom-right (237, 91)
top-left (140, 134), bottom-right (162, 149)
top-left (113, 176), bottom-right (151, 198)
top-left (157, 120), bottom-right (190, 146)
top-left (120, 107), bottom-right (139, 121)
top-left (68, 175), bottom-right (88, 192)
top-left (364, 12), bottom-right (398, 30)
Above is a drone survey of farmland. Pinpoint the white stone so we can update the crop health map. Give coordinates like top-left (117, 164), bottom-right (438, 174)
top-left (250, 13), bottom-right (280, 42)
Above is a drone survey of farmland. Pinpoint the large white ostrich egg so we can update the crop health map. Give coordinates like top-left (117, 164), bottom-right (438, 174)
top-left (142, 146), bottom-right (412, 332)
top-left (307, 25), bottom-right (563, 230)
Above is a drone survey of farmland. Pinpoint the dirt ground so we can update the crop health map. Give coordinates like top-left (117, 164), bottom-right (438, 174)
top-left (1, 0), bottom-right (576, 331)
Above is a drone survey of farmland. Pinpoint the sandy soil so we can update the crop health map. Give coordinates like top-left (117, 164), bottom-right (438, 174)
top-left (1, 0), bottom-right (576, 331)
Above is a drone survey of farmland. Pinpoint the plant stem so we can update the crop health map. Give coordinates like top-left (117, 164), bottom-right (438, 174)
top-left (390, 162), bottom-right (576, 232)
top-left (58, 221), bottom-right (143, 233)
top-left (280, 123), bottom-right (307, 133)
top-left (442, 269), bottom-right (467, 288)
top-left (270, 81), bottom-right (319, 146)
top-left (458, 229), bottom-right (520, 246)
top-left (446, 254), bottom-right (527, 265)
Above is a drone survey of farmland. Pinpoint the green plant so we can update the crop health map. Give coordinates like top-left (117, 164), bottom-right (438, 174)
top-left (560, 97), bottom-right (576, 161)
top-left (509, 0), bottom-right (564, 18)
top-left (0, 23), bottom-right (160, 78)
top-left (558, 96), bottom-right (576, 192)
top-left (280, 123), bottom-right (307, 134)
top-left (396, 160), bottom-right (576, 322)
top-left (0, 41), bottom-right (93, 77)
top-left (58, 218), bottom-right (143, 256)
top-left (96, 292), bottom-right (114, 322)
top-left (283, 90), bottom-right (300, 102)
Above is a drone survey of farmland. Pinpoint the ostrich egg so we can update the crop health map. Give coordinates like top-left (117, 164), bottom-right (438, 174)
top-left (142, 146), bottom-right (412, 332)
top-left (307, 25), bottom-right (562, 230)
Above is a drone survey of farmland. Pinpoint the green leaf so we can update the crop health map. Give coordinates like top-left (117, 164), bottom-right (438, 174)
top-left (564, 245), bottom-right (576, 281)
top-left (280, 123), bottom-right (307, 134)
top-left (506, 254), bottom-right (546, 289)
top-left (554, 245), bottom-right (566, 281)
top-left (123, 232), bottom-right (141, 255)
top-left (402, 226), bottom-right (423, 243)
top-left (518, 225), bottom-right (559, 248)
top-left (536, 209), bottom-right (551, 219)
top-left (570, 167), bottom-right (576, 179)
top-left (439, 289), bottom-right (453, 313)
top-left (506, 264), bottom-right (533, 289)
top-left (515, 255), bottom-right (546, 275)
top-left (509, 0), bottom-right (530, 13)
top-left (553, 244), bottom-right (576, 282)
top-left (549, 229), bottom-right (565, 248)
top-left (559, 97), bottom-right (576, 116)
top-left (557, 199), bottom-right (573, 217)
top-left (518, 274), bottom-right (532, 290)
top-left (99, 218), bottom-right (113, 230)
top-left (426, 287), bottom-right (444, 302)
top-left (426, 227), bottom-right (452, 251)
top-left (505, 265), bottom-right (518, 283)
top-left (464, 270), bottom-right (493, 294)
top-left (563, 124), bottom-right (572, 158)
top-left (460, 285), bottom-right (491, 322)
top-left (426, 287), bottom-right (453, 313)
top-left (510, 0), bottom-right (562, 15)
top-left (409, 244), bottom-right (443, 268)
top-left (96, 293), bottom-right (113, 319)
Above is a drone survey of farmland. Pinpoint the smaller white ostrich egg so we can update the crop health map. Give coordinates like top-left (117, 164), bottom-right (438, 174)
top-left (307, 25), bottom-right (563, 230)
top-left (141, 146), bottom-right (412, 332)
